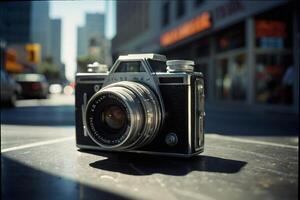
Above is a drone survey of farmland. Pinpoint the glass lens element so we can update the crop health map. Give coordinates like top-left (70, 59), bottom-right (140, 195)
top-left (103, 105), bottom-right (126, 130)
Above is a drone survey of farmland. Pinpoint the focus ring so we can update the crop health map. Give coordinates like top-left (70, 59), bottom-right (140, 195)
top-left (104, 81), bottom-right (162, 148)
top-left (85, 81), bottom-right (162, 150)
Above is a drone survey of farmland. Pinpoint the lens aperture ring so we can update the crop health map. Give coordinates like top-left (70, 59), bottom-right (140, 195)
top-left (86, 81), bottom-right (163, 150)
top-left (106, 81), bottom-right (162, 148)
top-left (85, 87), bottom-right (144, 149)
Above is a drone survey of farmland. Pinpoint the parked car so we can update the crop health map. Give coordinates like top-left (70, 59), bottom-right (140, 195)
top-left (15, 73), bottom-right (49, 99)
top-left (49, 83), bottom-right (63, 94)
top-left (1, 69), bottom-right (21, 107)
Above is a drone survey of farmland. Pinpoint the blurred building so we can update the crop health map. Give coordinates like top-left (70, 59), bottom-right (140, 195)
top-left (0, 2), bottom-right (33, 72)
top-left (50, 19), bottom-right (62, 66)
top-left (86, 13), bottom-right (105, 38)
top-left (0, 2), bottom-right (31, 44)
top-left (113, 1), bottom-right (149, 49)
top-left (112, 0), bottom-right (299, 113)
top-left (0, 1), bottom-right (65, 79)
top-left (77, 13), bottom-right (111, 71)
top-left (77, 26), bottom-right (87, 57)
top-left (50, 18), bottom-right (65, 79)
top-left (31, 1), bottom-right (51, 60)
top-left (0, 41), bottom-right (6, 69)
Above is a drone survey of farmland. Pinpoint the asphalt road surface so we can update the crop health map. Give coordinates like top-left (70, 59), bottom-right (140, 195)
top-left (1, 94), bottom-right (298, 200)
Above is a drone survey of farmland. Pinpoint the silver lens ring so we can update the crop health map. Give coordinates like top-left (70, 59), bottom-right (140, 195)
top-left (85, 86), bottom-right (144, 150)
top-left (105, 81), bottom-right (162, 148)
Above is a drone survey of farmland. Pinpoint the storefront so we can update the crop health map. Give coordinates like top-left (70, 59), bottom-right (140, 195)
top-left (159, 1), bottom-right (298, 113)
top-left (253, 6), bottom-right (295, 107)
top-left (214, 22), bottom-right (247, 102)
top-left (112, 0), bottom-right (298, 113)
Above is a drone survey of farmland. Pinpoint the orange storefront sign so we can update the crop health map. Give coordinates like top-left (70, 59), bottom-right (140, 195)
top-left (160, 11), bottom-right (212, 47)
top-left (255, 20), bottom-right (286, 38)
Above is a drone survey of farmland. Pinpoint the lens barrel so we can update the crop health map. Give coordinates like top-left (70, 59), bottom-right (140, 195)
top-left (85, 81), bottom-right (162, 150)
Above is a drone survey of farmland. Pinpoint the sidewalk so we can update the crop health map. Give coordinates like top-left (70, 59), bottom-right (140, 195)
top-left (204, 104), bottom-right (299, 136)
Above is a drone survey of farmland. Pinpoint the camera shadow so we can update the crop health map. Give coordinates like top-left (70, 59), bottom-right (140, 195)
top-left (85, 150), bottom-right (247, 176)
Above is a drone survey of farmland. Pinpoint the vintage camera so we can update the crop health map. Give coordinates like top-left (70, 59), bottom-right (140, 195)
top-left (75, 54), bottom-right (205, 157)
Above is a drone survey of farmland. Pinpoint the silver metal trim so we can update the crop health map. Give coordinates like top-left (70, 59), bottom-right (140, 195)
top-left (82, 93), bottom-right (88, 137)
top-left (157, 72), bottom-right (189, 77)
top-left (77, 72), bottom-right (109, 76)
top-left (166, 60), bottom-right (195, 73)
top-left (76, 144), bottom-right (203, 158)
top-left (167, 60), bottom-right (195, 66)
top-left (119, 54), bottom-right (167, 61)
top-left (76, 74), bottom-right (107, 84)
top-left (187, 75), bottom-right (192, 154)
top-left (76, 80), bottom-right (106, 84)
top-left (194, 79), bottom-right (204, 151)
top-left (158, 83), bottom-right (189, 86)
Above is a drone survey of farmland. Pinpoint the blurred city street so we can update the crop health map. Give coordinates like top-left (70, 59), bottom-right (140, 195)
top-left (1, 94), bottom-right (74, 126)
top-left (1, 0), bottom-right (298, 199)
top-left (1, 94), bottom-right (298, 200)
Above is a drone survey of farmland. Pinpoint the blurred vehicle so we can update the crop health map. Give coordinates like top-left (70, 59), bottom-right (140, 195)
top-left (15, 73), bottom-right (49, 99)
top-left (49, 83), bottom-right (63, 94)
top-left (1, 69), bottom-right (21, 107)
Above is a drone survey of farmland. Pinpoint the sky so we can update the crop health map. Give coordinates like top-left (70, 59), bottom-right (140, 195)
top-left (49, 0), bottom-right (116, 81)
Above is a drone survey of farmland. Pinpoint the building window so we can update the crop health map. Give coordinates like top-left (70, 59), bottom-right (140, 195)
top-left (255, 20), bottom-right (291, 49)
top-left (162, 1), bottom-right (170, 26)
top-left (254, 5), bottom-right (293, 105)
top-left (195, 39), bottom-right (209, 58)
top-left (216, 54), bottom-right (247, 101)
top-left (215, 23), bottom-right (247, 101)
top-left (176, 0), bottom-right (185, 19)
top-left (255, 54), bottom-right (293, 105)
top-left (216, 23), bottom-right (245, 53)
top-left (195, 0), bottom-right (204, 7)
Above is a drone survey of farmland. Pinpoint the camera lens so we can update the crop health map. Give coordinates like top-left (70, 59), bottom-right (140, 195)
top-left (85, 81), bottom-right (162, 150)
top-left (102, 105), bottom-right (126, 130)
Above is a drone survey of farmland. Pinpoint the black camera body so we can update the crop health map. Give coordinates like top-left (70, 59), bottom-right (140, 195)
top-left (75, 54), bottom-right (205, 157)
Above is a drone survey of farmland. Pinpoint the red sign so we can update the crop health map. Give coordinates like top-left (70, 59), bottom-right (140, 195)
top-left (255, 20), bottom-right (287, 38)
